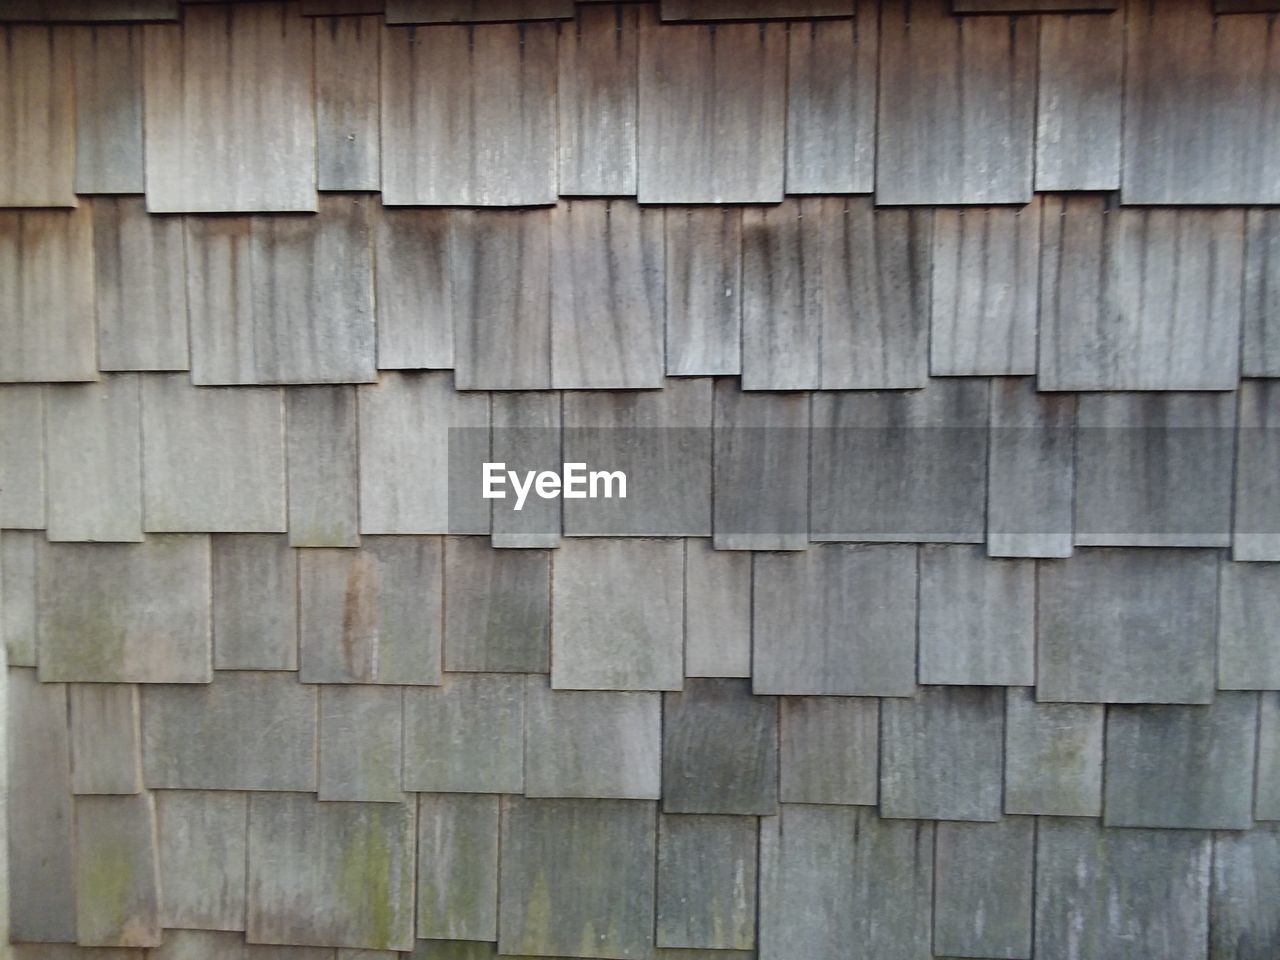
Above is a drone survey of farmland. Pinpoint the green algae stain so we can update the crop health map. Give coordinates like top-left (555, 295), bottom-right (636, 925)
top-left (338, 808), bottom-right (401, 949)
top-left (80, 833), bottom-right (135, 938)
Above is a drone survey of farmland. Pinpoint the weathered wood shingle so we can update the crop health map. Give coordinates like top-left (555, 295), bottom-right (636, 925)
top-left (417, 792), bottom-right (500, 941)
top-left (656, 814), bottom-right (757, 951)
top-left (156, 790), bottom-right (248, 931)
top-left (314, 15), bottom-right (380, 191)
top-left (72, 25), bottom-right (145, 194)
top-left (404, 673), bottom-right (524, 793)
top-left (0, 25), bottom-right (75, 205)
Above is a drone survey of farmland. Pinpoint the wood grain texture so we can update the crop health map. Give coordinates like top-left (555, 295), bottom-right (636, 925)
top-left (148, 930), bottom-right (337, 960)
top-left (156, 790), bottom-right (247, 931)
top-left (785, 9), bottom-right (877, 194)
top-left (933, 818), bottom-right (1034, 959)
top-left (319, 685), bottom-right (404, 802)
top-left (72, 25), bottom-right (144, 193)
top-left (811, 380), bottom-right (989, 542)
top-left (780, 696), bottom-right (879, 805)
top-left (93, 198), bottom-right (188, 371)
top-left (930, 202), bottom-right (1039, 375)
top-left (1075, 392), bottom-right (1235, 547)
top-left (880, 686), bottom-right (1005, 821)
top-left (550, 538), bottom-right (683, 691)
top-left (1218, 561), bottom-right (1280, 690)
top-left (211, 535), bottom-right (298, 671)
top-left (143, 4), bottom-right (316, 212)
top-left (301, 0), bottom-right (385, 11)
top-left (1035, 13), bottom-right (1122, 190)
top-left (1037, 548), bottom-right (1217, 704)
top-left (877, 0), bottom-right (1035, 204)
top-left (75, 793), bottom-right (161, 947)
top-left (1210, 827), bottom-right (1280, 959)
top-left (562, 379), bottom-right (711, 535)
top-left (1244, 210), bottom-right (1280, 376)
top-left (246, 793), bottom-right (416, 951)
top-left (1035, 820), bottom-right (1210, 960)
top-left (1233, 380), bottom-right (1280, 561)
top-left (141, 376), bottom-right (285, 533)
top-left (637, 18), bottom-right (785, 203)
top-left (1104, 693), bottom-right (1257, 831)
top-left (0, 1), bottom-right (177, 18)
top-left (380, 22), bottom-right (556, 205)
top-left (374, 207), bottom-right (453, 370)
top-left (0, 386), bottom-right (45, 528)
top-left (1, 531), bottom-right (39, 666)
top-left (387, 0), bottom-right (572, 21)
top-left (760, 805), bottom-right (933, 960)
top-left (142, 672), bottom-right (317, 791)
top-left (684, 538), bottom-right (750, 678)
top-left (919, 545), bottom-right (1035, 686)
top-left (559, 4), bottom-right (638, 196)
top-left (955, 0), bottom-right (1114, 8)
top-left (0, 25), bottom-right (75, 205)
top-left (45, 375), bottom-right (144, 543)
top-left (656, 814), bottom-right (756, 950)
top-left (314, 15), bottom-right (380, 191)
top-left (1004, 687), bottom-right (1103, 817)
top-left (661, 0), bottom-right (853, 17)
top-left (7, 669), bottom-right (76, 942)
top-left (987, 378), bottom-right (1075, 558)
top-left (451, 209), bottom-right (552, 390)
top-left (1123, 1), bottom-right (1280, 203)
top-left (498, 797), bottom-right (656, 960)
top-left (403, 673), bottom-right (525, 792)
top-left (524, 679), bottom-right (661, 799)
top-left (38, 536), bottom-right (212, 684)
top-left (0, 207), bottom-right (98, 382)
top-left (1259, 694), bottom-right (1280, 820)
top-left (357, 372), bottom-right (489, 534)
top-left (753, 544), bottom-right (917, 696)
top-left (299, 537), bottom-right (443, 685)
top-left (1038, 198), bottom-right (1244, 390)
top-left (551, 200), bottom-right (665, 389)
top-left (490, 392), bottom-right (561, 547)
top-left (443, 537), bottom-right (550, 673)
top-left (417, 793), bottom-right (500, 941)
top-left (285, 386), bottom-right (360, 547)
top-left (70, 683), bottom-right (141, 794)
top-left (664, 207), bottom-right (741, 376)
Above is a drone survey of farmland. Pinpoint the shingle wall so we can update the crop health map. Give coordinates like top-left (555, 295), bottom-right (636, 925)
top-left (1, 0), bottom-right (1279, 958)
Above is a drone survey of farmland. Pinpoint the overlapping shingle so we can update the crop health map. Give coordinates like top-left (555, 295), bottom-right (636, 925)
top-left (71, 25), bottom-right (144, 194)
top-left (443, 537), bottom-right (550, 673)
top-left (75, 793), bottom-right (161, 947)
top-left (314, 15), bottom-right (380, 192)
top-left (779, 695), bottom-right (879, 806)
top-left (1, 530), bottom-right (39, 666)
top-left (933, 817), bottom-right (1034, 959)
top-left (1218, 560), bottom-right (1280, 690)
top-left (319, 685), bottom-right (404, 802)
top-left (656, 814), bottom-right (756, 951)
top-left (1233, 379), bottom-right (1280, 561)
top-left (0, 386), bottom-right (46, 528)
top-left (664, 208), bottom-right (742, 377)
top-left (683, 538), bottom-right (750, 678)
top-left (417, 792), bottom-right (500, 942)
top-left (1210, 827), bottom-right (1280, 960)
top-left (69, 683), bottom-right (141, 795)
top-left (1003, 687), bottom-right (1103, 817)
top-left (374, 208), bottom-right (453, 370)
top-left (155, 790), bottom-right (248, 931)
top-left (404, 673), bottom-right (524, 793)
top-left (0, 25), bottom-right (75, 206)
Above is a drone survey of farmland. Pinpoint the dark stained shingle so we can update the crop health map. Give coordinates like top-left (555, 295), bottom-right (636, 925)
top-left (314, 15), bottom-right (380, 191)
top-left (0, 25), bottom-right (75, 205)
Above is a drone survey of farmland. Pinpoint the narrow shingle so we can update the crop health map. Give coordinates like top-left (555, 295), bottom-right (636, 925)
top-left (933, 818), bottom-right (1034, 959)
top-left (314, 15), bottom-right (379, 191)
top-left (1210, 827), bottom-right (1280, 960)
top-left (75, 793), bottom-right (161, 947)
top-left (656, 814), bottom-right (756, 950)
top-left (780, 696), bottom-right (879, 806)
top-left (1234, 380), bottom-right (1280, 561)
top-left (156, 790), bottom-right (247, 931)
top-left (72, 25), bottom-right (144, 194)
top-left (684, 538), bottom-right (751, 678)
top-left (374, 207), bottom-right (453, 370)
top-left (0, 25), bottom-right (75, 206)
top-left (70, 683), bottom-right (142, 795)
top-left (664, 207), bottom-right (742, 376)
top-left (318, 685), bottom-right (404, 803)
top-left (0, 386), bottom-right (45, 528)
top-left (417, 793), bottom-right (500, 941)
top-left (211, 534), bottom-right (298, 671)
top-left (1004, 687), bottom-right (1103, 817)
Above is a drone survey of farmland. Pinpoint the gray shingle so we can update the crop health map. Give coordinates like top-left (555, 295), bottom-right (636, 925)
top-left (1034, 12), bottom-right (1122, 190)
top-left (664, 207), bottom-right (742, 376)
top-left (247, 793), bottom-right (416, 951)
top-left (878, 0), bottom-right (1034, 205)
top-left (551, 538), bottom-right (683, 691)
top-left (417, 792), bottom-right (500, 941)
top-left (142, 672), bottom-right (317, 792)
top-left (656, 814), bottom-right (756, 950)
top-left (956, 0), bottom-right (1114, 6)
top-left (1217, 560), bottom-right (1280, 690)
top-left (1, 530), bottom-right (38, 666)
top-left (1105, 693), bottom-right (1258, 830)
top-left (551, 201), bottom-right (664, 389)
top-left (933, 818), bottom-right (1034, 960)
top-left (662, 0), bottom-right (852, 15)
top-left (1234, 380), bottom-right (1280, 561)
top-left (1003, 687), bottom-right (1103, 817)
top-left (211, 534), bottom-right (298, 671)
top-left (141, 376), bottom-right (286, 533)
top-left (810, 381), bottom-right (988, 542)
top-left (0, 0), bottom-right (178, 18)
top-left (443, 537), bottom-right (550, 673)
top-left (754, 544), bottom-right (917, 697)
top-left (498, 797), bottom-right (656, 960)
top-left (148, 930), bottom-right (335, 960)
top-left (72, 25), bottom-right (144, 194)
top-left (684, 538), bottom-right (750, 678)
top-left (637, 18), bottom-right (785, 204)
top-left (143, 4), bottom-right (316, 212)
top-left (0, 386), bottom-right (45, 528)
top-left (318, 685), bottom-right (404, 802)
top-left (1210, 827), bottom-right (1280, 960)
top-left (386, 0), bottom-right (572, 21)
top-left (0, 25), bottom-right (75, 206)
top-left (1037, 548), bottom-right (1218, 704)
top-left (70, 683), bottom-right (141, 795)
top-left (45, 375), bottom-right (144, 543)
top-left (918, 545), bottom-right (1035, 686)
top-left (38, 536), bottom-right (212, 684)
top-left (156, 789), bottom-right (247, 931)
top-left (780, 696), bottom-right (879, 806)
top-left (785, 10), bottom-right (877, 195)
top-left (930, 203), bottom-right (1039, 376)
top-left (1244, 210), bottom-right (1280, 376)
top-left (285, 386), bottom-right (360, 547)
top-left (403, 673), bottom-right (524, 794)
top-left (525, 679), bottom-right (660, 800)
top-left (490, 392), bottom-right (562, 548)
top-left (75, 793), bottom-right (161, 947)
top-left (1035, 819), bottom-right (1211, 960)
top-left (880, 686), bottom-right (1004, 822)
top-left (1257, 693), bottom-right (1280, 820)
top-left (314, 14), bottom-right (379, 191)
top-left (374, 208), bottom-right (453, 370)
top-left (380, 22), bottom-right (556, 205)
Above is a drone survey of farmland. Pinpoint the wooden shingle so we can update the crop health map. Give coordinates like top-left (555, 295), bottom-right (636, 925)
top-left (314, 15), bottom-right (380, 191)
top-left (142, 673), bottom-right (317, 791)
top-left (72, 25), bottom-right (144, 194)
top-left (498, 797), bottom-right (656, 960)
top-left (684, 538), bottom-right (751, 678)
top-left (1233, 380), bottom-right (1280, 561)
top-left (933, 818), bottom-right (1034, 959)
top-left (299, 537), bottom-right (443, 685)
top-left (319, 685), bottom-right (404, 802)
top-left (70, 683), bottom-right (142, 794)
top-left (38, 536), bottom-right (212, 684)
top-left (417, 792), bottom-right (500, 941)
top-left (490, 392), bottom-right (561, 548)
top-left (0, 1), bottom-right (179, 20)
top-left (664, 207), bottom-right (742, 376)
top-left (780, 696), bottom-right (879, 806)
top-left (656, 814), bottom-right (756, 950)
top-left (1244, 210), bottom-right (1280, 376)
top-left (403, 673), bottom-right (524, 793)
top-left (387, 0), bottom-right (572, 21)
top-left (1258, 694), bottom-right (1280, 820)
top-left (1210, 828), bottom-right (1280, 960)
top-left (45, 376), bottom-right (144, 543)
top-left (662, 0), bottom-right (853, 15)
top-left (1, 530), bottom-right (38, 666)
top-left (247, 793), bottom-right (416, 951)
top-left (75, 793), bottom-right (161, 947)
top-left (211, 535), bottom-right (298, 671)
top-left (374, 208), bottom-right (454, 370)
top-left (380, 22), bottom-right (556, 205)
top-left (443, 537), bottom-right (550, 673)
top-left (156, 790), bottom-right (248, 931)
top-left (878, 0), bottom-right (1035, 204)
top-left (1037, 548), bottom-right (1218, 704)
top-left (285, 386), bottom-right (360, 548)
top-left (1218, 561), bottom-right (1280, 690)
top-left (753, 544), bottom-right (917, 697)
top-left (1004, 687), bottom-right (1103, 817)
top-left (149, 930), bottom-right (337, 960)
top-left (0, 386), bottom-right (45, 528)
top-left (0, 25), bottom-right (75, 205)
top-left (637, 18), bottom-right (785, 203)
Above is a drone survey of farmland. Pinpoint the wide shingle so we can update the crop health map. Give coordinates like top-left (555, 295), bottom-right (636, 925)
top-left (1004, 687), bottom-right (1103, 817)
top-left (318, 685), bottom-right (404, 802)
top-left (403, 673), bottom-right (524, 793)
top-left (656, 814), bottom-right (756, 951)
top-left (417, 793), bottom-right (499, 941)
top-left (386, 0), bottom-right (572, 22)
top-left (779, 696), bottom-right (879, 806)
top-left (75, 793), bottom-right (161, 947)
top-left (156, 790), bottom-right (248, 931)
top-left (1210, 827), bottom-right (1280, 960)
top-left (443, 537), bottom-right (550, 673)
top-left (661, 0), bottom-right (853, 15)
top-left (933, 818), bottom-right (1034, 960)
top-left (0, 24), bottom-right (75, 205)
